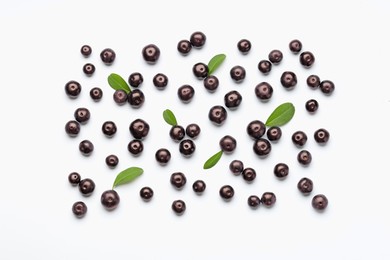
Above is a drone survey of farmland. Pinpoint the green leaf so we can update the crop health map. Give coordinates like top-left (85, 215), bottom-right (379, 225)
top-left (208, 54), bottom-right (226, 75)
top-left (265, 102), bottom-right (295, 127)
top-left (112, 167), bottom-right (143, 189)
top-left (203, 150), bottom-right (223, 170)
top-left (108, 73), bottom-right (131, 94)
top-left (163, 109), bottom-right (177, 126)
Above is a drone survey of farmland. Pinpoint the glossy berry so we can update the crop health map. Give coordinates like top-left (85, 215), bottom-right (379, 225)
top-left (169, 125), bottom-right (185, 142)
top-left (192, 180), bottom-right (206, 194)
top-left (300, 51), bottom-right (315, 67)
top-left (113, 89), bottom-right (128, 105)
top-left (102, 121), bottom-right (117, 137)
top-left (179, 139), bottom-right (196, 157)
top-left (247, 120), bottom-right (266, 140)
top-left (203, 75), bottom-right (219, 92)
top-left (90, 87), bottom-right (103, 101)
top-left (305, 99), bottom-right (319, 113)
top-left (267, 126), bottom-right (282, 141)
top-left (127, 139), bottom-right (144, 156)
top-left (190, 31), bottom-right (206, 48)
top-left (128, 89), bottom-right (145, 108)
top-left (268, 49), bottom-right (283, 64)
top-left (230, 65), bottom-right (246, 82)
top-left (72, 201), bottom-right (87, 218)
top-left (185, 123), bottom-right (201, 138)
top-left (297, 177), bottom-right (313, 194)
top-left (79, 140), bottom-right (94, 156)
top-left (261, 192), bottom-right (276, 207)
top-left (142, 44), bottom-right (160, 64)
top-left (255, 82), bottom-right (273, 101)
top-left (248, 195), bottom-right (261, 208)
top-left (68, 172), bottom-right (81, 185)
top-left (253, 138), bottom-right (272, 156)
top-left (219, 135), bottom-right (237, 153)
top-left (78, 178), bottom-right (95, 196)
top-left (208, 105), bottom-right (227, 125)
top-left (172, 200), bottom-right (186, 215)
top-left (193, 62), bottom-right (209, 79)
top-left (312, 194), bottom-right (328, 210)
top-left (101, 189), bottom-right (120, 210)
top-left (229, 160), bottom-right (244, 176)
top-left (170, 172), bottom-right (187, 189)
top-left (319, 80), bottom-right (335, 95)
top-left (65, 120), bottom-right (80, 137)
top-left (105, 154), bottom-right (119, 168)
top-left (289, 39), bottom-right (302, 53)
top-left (258, 60), bottom-right (272, 74)
top-left (219, 185), bottom-right (234, 200)
top-left (178, 85), bottom-right (195, 103)
top-left (128, 72), bottom-right (144, 88)
top-left (237, 39), bottom-right (251, 54)
top-left (153, 73), bottom-right (168, 90)
top-left (177, 39), bottom-right (192, 55)
top-left (281, 71), bottom-right (297, 89)
top-left (100, 48), bottom-right (116, 65)
top-left (74, 107), bottom-right (90, 124)
top-left (224, 90), bottom-right (242, 109)
top-left (307, 75), bottom-right (321, 89)
top-left (82, 63), bottom-right (95, 76)
top-left (155, 148), bottom-right (171, 165)
top-left (129, 118), bottom-right (150, 139)
top-left (80, 45), bottom-right (92, 57)
top-left (297, 150), bottom-right (312, 166)
top-left (274, 163), bottom-right (289, 179)
top-left (314, 128), bottom-right (330, 144)
top-left (242, 167), bottom-right (256, 182)
top-left (65, 80), bottom-right (81, 98)
top-left (140, 187), bottom-right (154, 201)
top-left (292, 131), bottom-right (308, 147)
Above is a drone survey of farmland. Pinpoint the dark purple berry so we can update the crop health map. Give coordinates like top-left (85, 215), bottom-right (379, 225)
top-left (65, 120), bottom-right (80, 137)
top-left (208, 105), bottom-right (227, 125)
top-left (128, 89), bottom-right (145, 108)
top-left (113, 89), bottom-right (128, 105)
top-left (178, 85), bottom-right (195, 103)
top-left (248, 195), bottom-right (261, 208)
top-left (306, 75), bottom-right (321, 89)
top-left (281, 71), bottom-right (297, 89)
top-left (68, 172), bottom-right (81, 185)
top-left (274, 163), bottom-right (289, 179)
top-left (255, 82), bottom-right (273, 101)
top-left (90, 87), bottom-right (103, 101)
top-left (177, 39), bottom-right (192, 54)
top-left (105, 154), bottom-right (119, 168)
top-left (127, 139), bottom-right (144, 156)
top-left (142, 44), bottom-right (160, 64)
top-left (305, 99), bottom-right (319, 113)
top-left (219, 135), bottom-right (237, 153)
top-left (72, 201), bottom-right (87, 218)
top-left (300, 51), bottom-right (315, 67)
top-left (172, 200), bottom-right (186, 215)
top-left (128, 72), bottom-right (144, 88)
top-left (179, 139), bottom-right (196, 157)
top-left (312, 194), bottom-right (328, 210)
top-left (102, 121), bottom-right (117, 137)
top-left (190, 31), bottom-right (206, 48)
top-left (219, 185), bottom-right (234, 200)
top-left (224, 90), bottom-right (242, 109)
top-left (80, 45), bottom-right (92, 57)
top-left (65, 80), bottom-right (81, 98)
top-left (247, 120), bottom-right (266, 140)
top-left (82, 63), bottom-right (95, 76)
top-left (267, 126), bottom-right (282, 141)
top-left (242, 167), bottom-right (256, 182)
top-left (253, 138), bottom-right (272, 156)
top-left (169, 125), bottom-right (185, 142)
top-left (155, 148), bottom-right (171, 165)
top-left (74, 107), bottom-right (90, 124)
top-left (297, 150), bottom-right (312, 166)
top-left (319, 80), bottom-right (335, 95)
top-left (229, 160), bottom-right (244, 176)
top-left (153, 73), bottom-right (168, 90)
top-left (192, 180), bottom-right (206, 194)
top-left (100, 48), bottom-right (116, 65)
top-left (79, 140), bottom-right (94, 156)
top-left (230, 65), bottom-right (246, 82)
top-left (185, 123), bottom-right (201, 138)
top-left (129, 118), bottom-right (150, 139)
top-left (170, 172), bottom-right (187, 189)
top-left (261, 192), bottom-right (276, 207)
top-left (268, 49), bottom-right (283, 64)
top-left (258, 60), bottom-right (272, 74)
top-left (289, 39), bottom-right (302, 54)
top-left (292, 131), bottom-right (308, 147)
top-left (140, 187), bottom-right (154, 201)
top-left (101, 189), bottom-right (120, 210)
top-left (237, 39), bottom-right (251, 54)
top-left (297, 177), bottom-right (313, 195)
top-left (193, 63), bottom-right (209, 79)
top-left (314, 128), bottom-right (330, 144)
top-left (203, 75), bottom-right (219, 92)
top-left (78, 178), bottom-right (95, 196)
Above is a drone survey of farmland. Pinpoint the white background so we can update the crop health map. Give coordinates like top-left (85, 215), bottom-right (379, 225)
top-left (1, 0), bottom-right (390, 259)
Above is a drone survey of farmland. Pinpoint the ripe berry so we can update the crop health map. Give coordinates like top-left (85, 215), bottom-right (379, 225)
top-left (177, 85), bottom-right (195, 103)
top-left (229, 160), bottom-right (244, 176)
top-left (90, 87), bottom-right (103, 101)
top-left (237, 39), bottom-right (251, 54)
top-left (248, 195), bottom-right (261, 208)
top-left (179, 139), bottom-right (196, 157)
top-left (297, 150), bottom-right (312, 166)
top-left (129, 118), bottom-right (150, 139)
top-left (219, 135), bottom-right (237, 153)
top-left (261, 192), bottom-right (276, 207)
top-left (72, 201), bottom-right (87, 218)
top-left (193, 63), bottom-right (209, 79)
top-left (224, 90), bottom-right (242, 109)
top-left (246, 120), bottom-right (266, 140)
top-left (78, 178), bottom-right (95, 196)
top-left (281, 71), bottom-right (297, 89)
top-left (258, 60), bottom-right (272, 74)
top-left (102, 121), bottom-right (117, 137)
top-left (190, 31), bottom-right (206, 48)
top-left (65, 120), bottom-right (80, 137)
top-left (185, 123), bottom-right (201, 139)
top-left (230, 65), bottom-right (246, 82)
top-left (242, 167), bottom-right (256, 182)
top-left (80, 45), bottom-right (92, 57)
top-left (255, 82), bottom-right (273, 101)
top-left (170, 172), bottom-right (187, 189)
top-left (82, 63), bottom-right (95, 76)
top-left (267, 126), bottom-right (282, 141)
top-left (113, 89), bottom-right (128, 105)
top-left (153, 73), bottom-right (168, 90)
top-left (253, 138), bottom-right (272, 156)
top-left (100, 48), bottom-right (116, 65)
top-left (192, 180), bottom-right (206, 194)
top-left (127, 89), bottom-right (145, 108)
top-left (208, 105), bottom-right (227, 125)
top-left (74, 107), bottom-right (90, 124)
top-left (314, 128), bottom-right (330, 144)
top-left (142, 44), bottom-right (160, 64)
top-left (312, 194), bottom-right (328, 210)
top-left (305, 99), bottom-right (319, 113)
top-left (101, 189), bottom-right (120, 210)
top-left (140, 187), bottom-right (154, 201)
top-left (289, 39), bottom-right (302, 53)
top-left (128, 72), bottom-right (144, 88)
top-left (300, 51), bottom-right (315, 67)
top-left (292, 131), bottom-right (308, 147)
top-left (319, 80), bottom-right (335, 95)
top-left (203, 75), bottom-right (219, 92)
top-left (177, 39), bottom-right (192, 54)
top-left (169, 125), bottom-right (185, 142)
top-left (297, 177), bottom-right (313, 195)
top-left (155, 148), bottom-right (171, 165)
top-left (219, 185), bottom-right (234, 200)
top-left (65, 80), bottom-right (82, 98)
top-left (127, 139), bottom-right (144, 156)
top-left (268, 49), bottom-right (283, 64)
top-left (274, 163), bottom-right (289, 179)
top-left (105, 154), bottom-right (119, 168)
top-left (79, 140), bottom-right (94, 156)
top-left (68, 172), bottom-right (81, 185)
top-left (172, 200), bottom-right (186, 215)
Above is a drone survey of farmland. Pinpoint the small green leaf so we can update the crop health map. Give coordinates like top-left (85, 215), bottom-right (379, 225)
top-left (112, 167), bottom-right (143, 189)
top-left (203, 150), bottom-right (223, 170)
top-left (108, 73), bottom-right (131, 94)
top-left (265, 102), bottom-right (295, 127)
top-left (163, 109), bottom-right (177, 126)
top-left (208, 54), bottom-right (226, 75)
